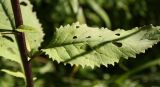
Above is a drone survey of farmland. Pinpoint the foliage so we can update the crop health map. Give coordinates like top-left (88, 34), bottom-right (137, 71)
top-left (0, 0), bottom-right (160, 87)
top-left (43, 23), bottom-right (160, 68)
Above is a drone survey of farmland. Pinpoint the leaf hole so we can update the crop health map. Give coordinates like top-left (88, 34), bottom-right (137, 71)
top-left (112, 42), bottom-right (122, 47)
top-left (86, 36), bottom-right (91, 38)
top-left (73, 36), bottom-right (77, 39)
top-left (20, 1), bottom-right (27, 6)
top-left (115, 33), bottom-right (120, 36)
top-left (76, 26), bottom-right (80, 28)
top-left (99, 36), bottom-right (102, 37)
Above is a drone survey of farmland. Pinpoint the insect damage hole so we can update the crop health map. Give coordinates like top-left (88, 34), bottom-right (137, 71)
top-left (20, 1), bottom-right (27, 6)
top-left (73, 36), bottom-right (77, 39)
top-left (112, 41), bottom-right (122, 47)
top-left (99, 36), bottom-right (102, 37)
top-left (115, 33), bottom-right (120, 36)
top-left (86, 36), bottom-right (91, 38)
top-left (76, 26), bottom-right (80, 28)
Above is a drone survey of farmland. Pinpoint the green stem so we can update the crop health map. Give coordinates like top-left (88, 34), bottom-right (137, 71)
top-left (116, 58), bottom-right (160, 86)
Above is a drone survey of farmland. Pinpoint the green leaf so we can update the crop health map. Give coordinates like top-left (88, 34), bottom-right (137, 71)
top-left (0, 0), bottom-right (43, 83)
top-left (0, 34), bottom-right (21, 63)
top-left (0, 74), bottom-right (15, 87)
top-left (42, 23), bottom-right (160, 68)
top-left (87, 0), bottom-right (111, 28)
top-left (0, 0), bottom-right (43, 61)
top-left (1, 69), bottom-right (25, 78)
top-left (0, 0), bottom-right (20, 62)
top-left (20, 0), bottom-right (44, 50)
top-left (0, 0), bottom-right (44, 54)
top-left (70, 0), bottom-right (79, 14)
top-left (77, 7), bottom-right (86, 24)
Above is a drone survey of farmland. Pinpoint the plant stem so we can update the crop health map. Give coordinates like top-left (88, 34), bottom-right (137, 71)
top-left (11, 0), bottom-right (33, 87)
top-left (116, 58), bottom-right (160, 86)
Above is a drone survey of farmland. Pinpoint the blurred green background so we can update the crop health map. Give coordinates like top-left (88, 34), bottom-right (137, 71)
top-left (1, 0), bottom-right (160, 87)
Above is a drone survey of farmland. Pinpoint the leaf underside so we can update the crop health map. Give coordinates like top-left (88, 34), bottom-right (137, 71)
top-left (42, 23), bottom-right (160, 68)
